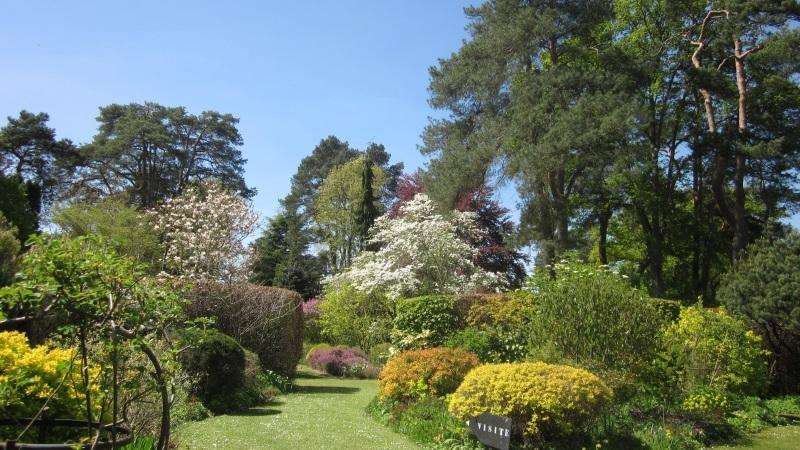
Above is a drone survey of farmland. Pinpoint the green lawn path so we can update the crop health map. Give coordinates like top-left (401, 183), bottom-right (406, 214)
top-left (713, 425), bottom-right (800, 450)
top-left (175, 368), bottom-right (421, 450)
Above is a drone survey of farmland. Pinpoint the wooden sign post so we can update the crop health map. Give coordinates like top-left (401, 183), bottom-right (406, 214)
top-left (467, 413), bottom-right (512, 450)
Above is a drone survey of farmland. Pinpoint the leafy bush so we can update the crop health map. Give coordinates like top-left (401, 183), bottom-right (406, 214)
top-left (658, 305), bottom-right (770, 418)
top-left (378, 347), bottom-right (479, 401)
top-left (369, 342), bottom-right (394, 366)
top-left (393, 295), bottom-right (457, 348)
top-left (188, 282), bottom-right (304, 377)
top-left (260, 369), bottom-right (293, 393)
top-left (307, 345), bottom-right (377, 378)
top-left (717, 233), bottom-right (800, 393)
top-left (305, 342), bottom-right (332, 362)
top-left (650, 298), bottom-right (682, 322)
top-left (0, 174), bottom-right (38, 243)
top-left (526, 262), bottom-right (665, 373)
top-left (367, 396), bottom-right (480, 449)
top-left (301, 297), bottom-right (323, 343)
top-left (448, 362), bottom-right (612, 442)
top-left (179, 328), bottom-right (247, 414)
top-left (0, 331), bottom-right (98, 421)
top-left (445, 327), bottom-right (525, 363)
top-left (0, 213), bottom-right (20, 287)
top-left (464, 291), bottom-right (533, 328)
top-left (318, 283), bottom-right (393, 351)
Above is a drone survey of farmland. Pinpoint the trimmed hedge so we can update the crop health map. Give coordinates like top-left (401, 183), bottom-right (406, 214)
top-left (448, 362), bottom-right (612, 442)
top-left (378, 347), bottom-right (479, 401)
top-left (188, 283), bottom-right (304, 377)
top-left (179, 329), bottom-right (247, 414)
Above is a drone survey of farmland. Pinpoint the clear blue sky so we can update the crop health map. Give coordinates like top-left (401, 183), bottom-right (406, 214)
top-left (2, 1), bottom-right (796, 230)
top-left (1, 0), bottom-right (482, 220)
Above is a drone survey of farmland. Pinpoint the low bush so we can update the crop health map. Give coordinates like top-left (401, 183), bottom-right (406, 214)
top-left (526, 262), bottom-right (666, 374)
top-left (305, 342), bottom-right (332, 362)
top-left (179, 328), bottom-right (248, 414)
top-left (307, 345), bottom-right (378, 378)
top-left (369, 342), bottom-right (394, 366)
top-left (318, 283), bottom-right (393, 352)
top-left (393, 294), bottom-right (457, 348)
top-left (445, 327), bottom-right (525, 363)
top-left (650, 298), bottom-right (682, 322)
top-left (658, 305), bottom-right (770, 418)
top-left (378, 347), bottom-right (479, 401)
top-left (187, 282), bottom-right (304, 377)
top-left (448, 362), bottom-right (612, 443)
top-left (0, 331), bottom-right (98, 422)
top-left (717, 232), bottom-right (800, 393)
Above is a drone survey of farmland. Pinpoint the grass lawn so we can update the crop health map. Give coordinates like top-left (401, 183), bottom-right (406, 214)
top-left (713, 425), bottom-right (800, 450)
top-left (174, 368), bottom-right (420, 450)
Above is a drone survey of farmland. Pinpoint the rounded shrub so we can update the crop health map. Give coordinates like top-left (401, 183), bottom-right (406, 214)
top-left (307, 345), bottom-right (377, 378)
top-left (318, 283), bottom-right (393, 351)
top-left (448, 362), bottom-right (612, 442)
top-left (526, 262), bottom-right (666, 373)
top-left (378, 347), bottom-right (479, 401)
top-left (393, 294), bottom-right (457, 348)
top-left (465, 291), bottom-right (534, 328)
top-left (717, 233), bottom-right (800, 393)
top-left (188, 282), bottom-right (304, 377)
top-left (658, 305), bottom-right (770, 417)
top-left (179, 328), bottom-right (247, 414)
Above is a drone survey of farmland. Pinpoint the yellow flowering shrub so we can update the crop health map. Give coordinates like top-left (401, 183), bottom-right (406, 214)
top-left (378, 347), bottom-right (479, 401)
top-left (448, 362), bottom-right (612, 441)
top-left (465, 291), bottom-right (534, 329)
top-left (0, 331), bottom-right (100, 420)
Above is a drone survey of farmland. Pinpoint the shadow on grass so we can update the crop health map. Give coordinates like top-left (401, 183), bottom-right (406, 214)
top-left (295, 385), bottom-right (360, 394)
top-left (229, 408), bottom-right (282, 417)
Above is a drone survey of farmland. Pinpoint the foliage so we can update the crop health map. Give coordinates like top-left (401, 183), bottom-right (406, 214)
top-left (0, 214), bottom-right (20, 287)
top-left (307, 345), bottom-right (378, 378)
top-left (318, 284), bottom-right (393, 352)
top-left (301, 297), bottom-right (322, 343)
top-left (378, 347), bottom-right (478, 401)
top-left (526, 261), bottom-right (666, 373)
top-left (328, 194), bottom-right (504, 299)
top-left (367, 396), bottom-right (480, 449)
top-left (464, 290), bottom-right (533, 329)
top-left (260, 369), bottom-right (293, 393)
top-left (0, 235), bottom-right (189, 448)
top-left (0, 174), bottom-right (39, 244)
top-left (187, 283), bottom-right (304, 377)
top-left (0, 331), bottom-right (99, 423)
top-left (393, 295), bottom-right (457, 348)
top-left (658, 305), bottom-right (770, 418)
top-left (718, 233), bottom-right (800, 393)
top-left (368, 342), bottom-right (393, 366)
top-left (314, 156), bottom-right (385, 270)
top-left (445, 327), bottom-right (526, 363)
top-left (149, 182), bottom-right (259, 284)
top-left (0, 110), bottom-right (76, 214)
top-left (75, 102), bottom-right (252, 208)
top-left (179, 328), bottom-right (248, 414)
top-left (448, 362), bottom-right (613, 442)
top-left (250, 210), bottom-right (321, 299)
top-left (53, 198), bottom-right (163, 269)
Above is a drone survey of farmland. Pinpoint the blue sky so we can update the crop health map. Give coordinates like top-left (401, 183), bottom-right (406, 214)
top-left (1, 0), bottom-right (485, 220)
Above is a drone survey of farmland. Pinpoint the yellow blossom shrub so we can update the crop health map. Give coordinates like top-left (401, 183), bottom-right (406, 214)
top-left (378, 347), bottom-right (479, 401)
top-left (465, 291), bottom-right (534, 329)
top-left (448, 362), bottom-right (612, 441)
top-left (0, 331), bottom-right (100, 420)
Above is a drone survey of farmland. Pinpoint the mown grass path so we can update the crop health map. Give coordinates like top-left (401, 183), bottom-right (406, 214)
top-left (175, 369), bottom-right (420, 450)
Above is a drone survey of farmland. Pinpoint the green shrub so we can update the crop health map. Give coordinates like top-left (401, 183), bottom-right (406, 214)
top-left (448, 362), bottom-right (613, 442)
top-left (717, 233), bottom-right (800, 393)
top-left (0, 174), bottom-right (38, 244)
top-left (378, 347), bottom-right (479, 401)
top-left (526, 262), bottom-right (666, 373)
top-left (393, 294), bottom-right (457, 348)
top-left (650, 298), bottom-right (682, 322)
top-left (369, 342), bottom-right (394, 366)
top-left (445, 327), bottom-right (525, 363)
top-left (179, 328), bottom-right (247, 414)
top-left (658, 305), bottom-right (770, 418)
top-left (367, 396), bottom-right (480, 448)
top-left (318, 284), bottom-right (393, 351)
top-left (0, 213), bottom-right (20, 287)
top-left (188, 283), bottom-right (304, 377)
top-left (464, 291), bottom-right (533, 328)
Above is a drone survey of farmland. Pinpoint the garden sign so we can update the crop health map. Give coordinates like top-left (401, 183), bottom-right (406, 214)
top-left (467, 413), bottom-right (512, 450)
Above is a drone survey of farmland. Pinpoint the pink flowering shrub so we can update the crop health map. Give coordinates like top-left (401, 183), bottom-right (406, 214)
top-left (307, 345), bottom-right (378, 378)
top-left (302, 298), bottom-right (323, 342)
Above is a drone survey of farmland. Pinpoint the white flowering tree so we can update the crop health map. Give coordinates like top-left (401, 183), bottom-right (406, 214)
top-left (149, 182), bottom-right (259, 284)
top-left (328, 193), bottom-right (504, 298)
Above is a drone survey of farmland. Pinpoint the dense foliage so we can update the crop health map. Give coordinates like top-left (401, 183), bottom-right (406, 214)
top-left (378, 347), bottom-right (479, 401)
top-left (448, 362), bottom-right (612, 442)
top-left (393, 295), bottom-right (457, 348)
top-left (317, 284), bottom-right (393, 352)
top-left (718, 233), bottom-right (800, 393)
top-left (527, 262), bottom-right (666, 373)
top-left (187, 283), bottom-right (304, 377)
top-left (179, 329), bottom-right (248, 414)
top-left (306, 345), bottom-right (377, 378)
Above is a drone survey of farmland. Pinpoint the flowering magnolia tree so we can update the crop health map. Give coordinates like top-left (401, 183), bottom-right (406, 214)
top-left (150, 182), bottom-right (259, 284)
top-left (328, 193), bottom-right (505, 298)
